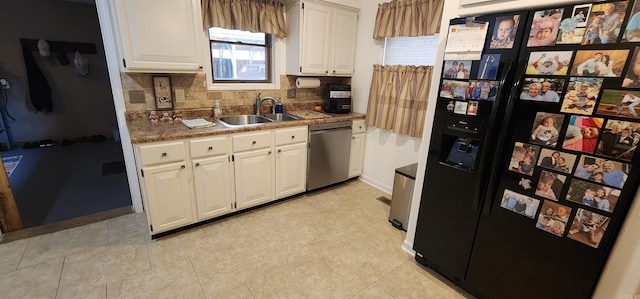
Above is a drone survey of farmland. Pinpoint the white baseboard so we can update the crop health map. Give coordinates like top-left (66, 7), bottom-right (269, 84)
top-left (402, 239), bottom-right (416, 257)
top-left (359, 174), bottom-right (392, 195)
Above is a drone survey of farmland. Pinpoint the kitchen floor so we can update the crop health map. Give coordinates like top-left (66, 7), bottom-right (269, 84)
top-left (0, 180), bottom-right (471, 298)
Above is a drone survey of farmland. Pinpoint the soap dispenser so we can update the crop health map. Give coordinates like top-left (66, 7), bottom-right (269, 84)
top-left (214, 100), bottom-right (222, 118)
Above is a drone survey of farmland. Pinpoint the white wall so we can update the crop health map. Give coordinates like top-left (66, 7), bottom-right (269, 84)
top-left (350, 0), bottom-right (423, 194)
top-left (403, 1), bottom-right (640, 298)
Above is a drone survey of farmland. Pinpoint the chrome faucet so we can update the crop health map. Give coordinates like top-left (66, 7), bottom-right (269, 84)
top-left (255, 93), bottom-right (280, 116)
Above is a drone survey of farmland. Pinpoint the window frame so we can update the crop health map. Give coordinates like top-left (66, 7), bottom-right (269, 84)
top-left (203, 28), bottom-right (283, 91)
top-left (209, 29), bottom-right (272, 83)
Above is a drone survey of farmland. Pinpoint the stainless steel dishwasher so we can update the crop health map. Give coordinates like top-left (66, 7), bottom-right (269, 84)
top-left (307, 121), bottom-right (353, 190)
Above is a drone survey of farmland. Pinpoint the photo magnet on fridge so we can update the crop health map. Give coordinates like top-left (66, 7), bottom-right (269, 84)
top-left (562, 115), bottom-right (604, 154)
top-left (575, 155), bottom-right (630, 189)
top-left (535, 170), bottom-right (566, 201)
top-left (536, 201), bottom-right (572, 237)
top-left (572, 4), bottom-right (592, 27)
top-left (521, 77), bottom-right (565, 102)
top-left (596, 119), bottom-right (640, 161)
top-left (440, 79), bottom-right (469, 99)
top-left (597, 89), bottom-right (640, 119)
top-left (443, 60), bottom-right (472, 79)
top-left (622, 0), bottom-right (640, 42)
top-left (490, 15), bottom-right (520, 49)
top-left (568, 208), bottom-right (610, 248)
top-left (526, 51), bottom-right (572, 75)
top-left (622, 46), bottom-right (640, 87)
top-left (560, 77), bottom-right (603, 116)
top-left (500, 189), bottom-right (539, 218)
top-left (582, 1), bottom-right (629, 45)
top-left (468, 80), bottom-right (499, 101)
top-left (537, 148), bottom-right (577, 174)
top-left (508, 142), bottom-right (541, 176)
top-left (527, 8), bottom-right (564, 47)
top-left (570, 49), bottom-right (630, 77)
top-left (565, 179), bottom-right (620, 213)
top-left (530, 112), bottom-right (563, 146)
top-left (477, 54), bottom-right (500, 80)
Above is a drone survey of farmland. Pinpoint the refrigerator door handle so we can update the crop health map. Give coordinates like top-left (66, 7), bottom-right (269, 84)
top-left (481, 59), bottom-right (527, 216)
top-left (471, 58), bottom-right (515, 211)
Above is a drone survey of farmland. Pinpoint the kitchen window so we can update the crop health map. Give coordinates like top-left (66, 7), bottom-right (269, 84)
top-left (208, 27), bottom-right (272, 83)
top-left (383, 34), bottom-right (439, 66)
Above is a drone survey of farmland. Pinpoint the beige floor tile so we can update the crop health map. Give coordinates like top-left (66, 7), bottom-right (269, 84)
top-left (107, 212), bottom-right (150, 244)
top-left (19, 221), bottom-right (108, 269)
top-left (376, 260), bottom-right (469, 298)
top-left (107, 257), bottom-right (205, 298)
top-left (216, 284), bottom-right (255, 299)
top-left (0, 239), bottom-right (28, 275)
top-left (0, 258), bottom-right (63, 299)
top-left (57, 235), bottom-right (150, 298)
top-left (247, 261), bottom-right (345, 298)
top-left (352, 283), bottom-right (395, 299)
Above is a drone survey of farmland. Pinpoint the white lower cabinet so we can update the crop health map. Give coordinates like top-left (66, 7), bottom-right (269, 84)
top-left (192, 155), bottom-right (233, 220)
top-left (141, 162), bottom-right (194, 233)
top-left (190, 136), bottom-right (234, 221)
top-left (275, 126), bottom-right (308, 199)
top-left (233, 148), bottom-right (274, 209)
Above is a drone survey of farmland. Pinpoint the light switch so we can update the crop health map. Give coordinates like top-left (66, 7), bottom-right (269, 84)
top-left (175, 88), bottom-right (185, 102)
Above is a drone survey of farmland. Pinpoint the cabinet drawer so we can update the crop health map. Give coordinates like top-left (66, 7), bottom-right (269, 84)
top-left (275, 126), bottom-right (308, 146)
top-left (233, 131), bottom-right (273, 152)
top-left (138, 141), bottom-right (186, 166)
top-left (352, 120), bottom-right (366, 134)
top-left (190, 136), bottom-right (230, 158)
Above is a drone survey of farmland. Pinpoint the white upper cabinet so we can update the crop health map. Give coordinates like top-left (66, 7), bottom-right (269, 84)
top-left (286, 0), bottom-right (358, 76)
top-left (113, 0), bottom-right (203, 72)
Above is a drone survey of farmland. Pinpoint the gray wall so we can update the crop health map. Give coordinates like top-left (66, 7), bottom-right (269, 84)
top-left (0, 0), bottom-right (115, 144)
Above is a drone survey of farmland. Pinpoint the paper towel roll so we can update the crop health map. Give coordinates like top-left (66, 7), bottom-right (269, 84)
top-left (296, 77), bottom-right (321, 88)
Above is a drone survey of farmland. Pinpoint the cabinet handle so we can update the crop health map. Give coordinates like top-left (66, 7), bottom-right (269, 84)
top-left (195, 162), bottom-right (200, 167)
top-left (252, 141), bottom-right (256, 145)
top-left (325, 70), bottom-right (328, 74)
top-left (291, 135), bottom-right (295, 139)
top-left (359, 126), bottom-right (362, 129)
top-left (278, 149), bottom-right (282, 153)
top-left (208, 146), bottom-right (213, 150)
top-left (199, 65), bottom-right (203, 69)
top-left (181, 165), bottom-right (186, 169)
top-left (333, 70), bottom-right (336, 73)
top-left (162, 152), bottom-right (167, 157)
top-left (268, 151), bottom-right (272, 155)
top-left (353, 136), bottom-right (356, 139)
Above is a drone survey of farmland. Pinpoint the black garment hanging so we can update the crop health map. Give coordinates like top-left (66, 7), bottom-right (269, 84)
top-left (21, 41), bottom-right (53, 112)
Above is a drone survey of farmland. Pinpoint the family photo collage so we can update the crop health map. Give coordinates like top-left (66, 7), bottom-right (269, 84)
top-left (438, 1), bottom-right (640, 249)
top-left (500, 1), bottom-right (640, 249)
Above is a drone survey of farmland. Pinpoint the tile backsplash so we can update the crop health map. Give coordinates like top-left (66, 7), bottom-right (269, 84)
top-left (120, 73), bottom-right (350, 114)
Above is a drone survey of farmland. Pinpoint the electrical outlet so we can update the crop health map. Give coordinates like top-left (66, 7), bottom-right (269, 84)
top-left (129, 90), bottom-right (146, 103)
top-left (287, 88), bottom-right (296, 98)
top-left (175, 88), bottom-right (185, 102)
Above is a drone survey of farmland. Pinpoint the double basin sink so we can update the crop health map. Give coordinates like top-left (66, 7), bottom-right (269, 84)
top-left (216, 113), bottom-right (299, 127)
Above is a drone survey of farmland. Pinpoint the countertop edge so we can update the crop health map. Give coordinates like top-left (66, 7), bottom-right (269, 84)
top-left (127, 113), bottom-right (366, 144)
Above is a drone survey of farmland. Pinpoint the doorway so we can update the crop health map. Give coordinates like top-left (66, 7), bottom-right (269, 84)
top-left (0, 0), bottom-right (132, 232)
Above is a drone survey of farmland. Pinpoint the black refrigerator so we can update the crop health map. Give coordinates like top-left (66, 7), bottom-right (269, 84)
top-left (414, 1), bottom-right (640, 298)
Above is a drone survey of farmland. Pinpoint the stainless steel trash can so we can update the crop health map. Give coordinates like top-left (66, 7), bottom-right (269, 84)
top-left (389, 163), bottom-right (418, 231)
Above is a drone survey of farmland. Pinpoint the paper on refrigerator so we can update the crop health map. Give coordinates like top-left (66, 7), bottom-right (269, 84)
top-left (444, 22), bottom-right (489, 61)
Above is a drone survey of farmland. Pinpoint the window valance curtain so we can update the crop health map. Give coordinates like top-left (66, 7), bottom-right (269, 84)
top-left (366, 65), bottom-right (433, 138)
top-left (373, 0), bottom-right (443, 38)
top-left (201, 0), bottom-right (287, 37)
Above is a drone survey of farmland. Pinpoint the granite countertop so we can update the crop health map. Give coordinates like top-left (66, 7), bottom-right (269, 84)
top-left (127, 110), bottom-right (365, 144)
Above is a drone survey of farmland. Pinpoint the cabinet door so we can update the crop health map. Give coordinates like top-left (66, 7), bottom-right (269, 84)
top-left (234, 148), bottom-right (274, 209)
top-left (142, 162), bottom-right (194, 233)
top-left (348, 133), bottom-right (366, 178)
top-left (299, 1), bottom-right (331, 74)
top-left (276, 143), bottom-right (307, 199)
top-left (115, 0), bottom-right (201, 72)
top-left (330, 7), bottom-right (358, 76)
top-left (192, 155), bottom-right (233, 221)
